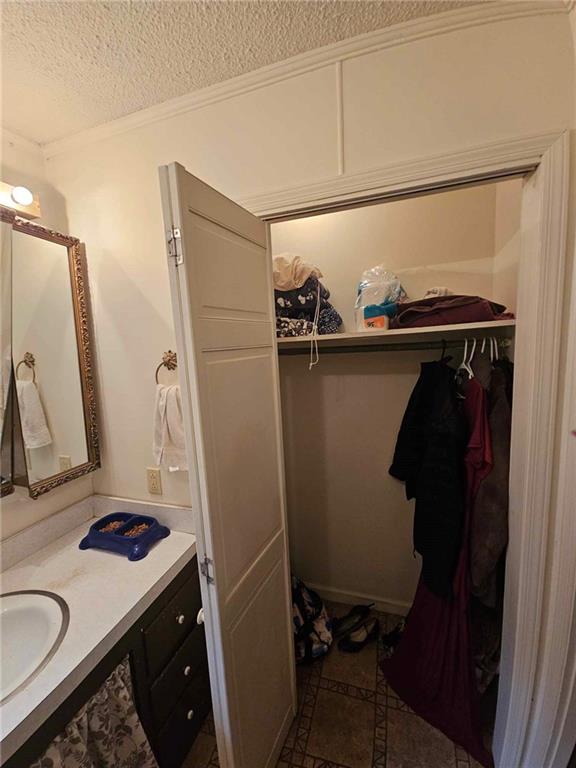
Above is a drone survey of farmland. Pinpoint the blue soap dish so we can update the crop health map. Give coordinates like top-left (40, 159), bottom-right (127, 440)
top-left (79, 512), bottom-right (170, 561)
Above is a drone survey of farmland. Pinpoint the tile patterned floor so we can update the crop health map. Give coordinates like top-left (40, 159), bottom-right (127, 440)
top-left (184, 605), bottom-right (487, 768)
top-left (183, 711), bottom-right (219, 767)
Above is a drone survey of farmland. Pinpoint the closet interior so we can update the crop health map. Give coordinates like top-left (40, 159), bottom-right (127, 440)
top-left (270, 176), bottom-right (522, 765)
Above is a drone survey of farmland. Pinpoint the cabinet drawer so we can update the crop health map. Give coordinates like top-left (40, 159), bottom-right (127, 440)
top-left (151, 624), bottom-right (207, 728)
top-left (144, 567), bottom-right (202, 679)
top-left (156, 665), bottom-right (211, 768)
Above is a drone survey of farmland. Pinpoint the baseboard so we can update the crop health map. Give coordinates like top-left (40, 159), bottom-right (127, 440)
top-left (307, 582), bottom-right (411, 617)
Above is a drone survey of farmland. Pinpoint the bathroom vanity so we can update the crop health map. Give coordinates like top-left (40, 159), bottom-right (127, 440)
top-left (0, 511), bottom-right (210, 768)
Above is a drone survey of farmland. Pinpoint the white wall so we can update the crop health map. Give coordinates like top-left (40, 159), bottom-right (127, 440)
top-left (2, 132), bottom-right (68, 233)
top-left (0, 131), bottom-right (94, 540)
top-left (493, 180), bottom-right (523, 313)
top-left (42, 11), bottom-right (573, 515)
top-left (280, 350), bottom-right (433, 611)
top-left (340, 15), bottom-right (570, 172)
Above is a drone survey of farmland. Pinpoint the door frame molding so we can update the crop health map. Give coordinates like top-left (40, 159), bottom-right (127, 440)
top-left (251, 129), bottom-right (572, 768)
top-left (241, 130), bottom-right (563, 218)
top-left (522, 135), bottom-right (576, 768)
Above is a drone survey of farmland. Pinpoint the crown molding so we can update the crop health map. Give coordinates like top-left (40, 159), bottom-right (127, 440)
top-left (1, 128), bottom-right (43, 160)
top-left (43, 0), bottom-right (569, 160)
top-left (240, 130), bottom-right (565, 219)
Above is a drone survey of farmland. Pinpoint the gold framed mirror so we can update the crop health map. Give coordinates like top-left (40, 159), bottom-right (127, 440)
top-left (10, 217), bottom-right (100, 498)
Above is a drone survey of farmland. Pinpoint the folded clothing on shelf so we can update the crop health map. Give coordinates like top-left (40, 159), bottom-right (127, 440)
top-left (276, 317), bottom-right (314, 337)
top-left (317, 307), bottom-right (343, 335)
top-left (276, 309), bottom-right (344, 338)
top-left (274, 269), bottom-right (343, 336)
top-left (390, 294), bottom-right (514, 329)
top-left (275, 274), bottom-right (330, 319)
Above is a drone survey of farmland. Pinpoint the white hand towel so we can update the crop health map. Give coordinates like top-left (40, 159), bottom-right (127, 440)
top-left (16, 380), bottom-right (52, 449)
top-left (153, 383), bottom-right (188, 472)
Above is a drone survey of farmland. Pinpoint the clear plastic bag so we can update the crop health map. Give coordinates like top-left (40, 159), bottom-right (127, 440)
top-left (355, 266), bottom-right (404, 331)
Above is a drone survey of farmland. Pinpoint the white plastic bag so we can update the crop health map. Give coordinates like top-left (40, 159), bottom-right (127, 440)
top-left (354, 266), bottom-right (404, 331)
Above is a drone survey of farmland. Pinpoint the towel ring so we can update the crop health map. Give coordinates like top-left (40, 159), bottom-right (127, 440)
top-left (155, 350), bottom-right (178, 383)
top-left (16, 352), bottom-right (36, 383)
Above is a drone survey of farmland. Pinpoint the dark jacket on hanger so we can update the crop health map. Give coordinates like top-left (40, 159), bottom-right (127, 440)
top-left (389, 360), bottom-right (468, 597)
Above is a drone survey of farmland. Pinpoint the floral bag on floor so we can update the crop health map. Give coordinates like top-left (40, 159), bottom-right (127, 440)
top-left (292, 576), bottom-right (333, 664)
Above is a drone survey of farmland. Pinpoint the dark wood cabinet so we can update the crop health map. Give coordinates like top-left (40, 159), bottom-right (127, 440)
top-left (4, 555), bottom-right (211, 768)
top-left (144, 568), bottom-right (203, 680)
top-left (138, 557), bottom-right (211, 767)
top-left (155, 665), bottom-right (212, 768)
top-left (150, 623), bottom-right (208, 729)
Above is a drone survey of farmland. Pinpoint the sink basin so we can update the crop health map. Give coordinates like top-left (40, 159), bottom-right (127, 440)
top-left (0, 590), bottom-right (69, 703)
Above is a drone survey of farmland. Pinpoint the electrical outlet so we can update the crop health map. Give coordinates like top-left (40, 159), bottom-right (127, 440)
top-left (59, 455), bottom-right (72, 471)
top-left (147, 467), bottom-right (162, 495)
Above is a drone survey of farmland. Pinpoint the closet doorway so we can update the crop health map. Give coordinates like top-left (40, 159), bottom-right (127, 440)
top-left (260, 131), bottom-right (570, 768)
top-left (270, 177), bottom-right (519, 765)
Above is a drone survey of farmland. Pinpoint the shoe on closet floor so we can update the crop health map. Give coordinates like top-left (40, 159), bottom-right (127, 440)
top-left (332, 603), bottom-right (374, 639)
top-left (381, 618), bottom-right (406, 659)
top-left (338, 617), bottom-right (380, 653)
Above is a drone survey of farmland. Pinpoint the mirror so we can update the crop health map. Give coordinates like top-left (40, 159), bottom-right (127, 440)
top-left (9, 218), bottom-right (99, 498)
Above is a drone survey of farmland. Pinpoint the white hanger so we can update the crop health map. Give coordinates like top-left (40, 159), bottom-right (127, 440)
top-left (457, 338), bottom-right (474, 379)
top-left (482, 336), bottom-right (495, 362)
top-left (491, 336), bottom-right (499, 362)
top-left (457, 338), bottom-right (469, 376)
top-left (466, 338), bottom-right (477, 377)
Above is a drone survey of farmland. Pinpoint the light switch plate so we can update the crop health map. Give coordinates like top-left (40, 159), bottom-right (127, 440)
top-left (59, 455), bottom-right (72, 471)
top-left (147, 467), bottom-right (162, 495)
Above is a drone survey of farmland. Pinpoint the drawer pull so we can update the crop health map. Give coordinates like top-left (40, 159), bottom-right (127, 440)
top-left (176, 614), bottom-right (185, 625)
top-left (187, 709), bottom-right (194, 721)
top-left (184, 665), bottom-right (191, 677)
top-left (196, 608), bottom-right (204, 625)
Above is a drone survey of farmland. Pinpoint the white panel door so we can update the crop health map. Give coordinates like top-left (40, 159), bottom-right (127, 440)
top-left (159, 163), bottom-right (296, 768)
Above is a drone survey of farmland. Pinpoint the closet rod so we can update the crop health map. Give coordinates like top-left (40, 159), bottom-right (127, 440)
top-left (277, 338), bottom-right (511, 356)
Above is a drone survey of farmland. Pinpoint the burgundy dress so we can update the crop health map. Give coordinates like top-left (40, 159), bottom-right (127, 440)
top-left (382, 377), bottom-right (493, 767)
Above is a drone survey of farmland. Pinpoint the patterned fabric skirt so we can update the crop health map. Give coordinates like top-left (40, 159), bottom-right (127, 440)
top-left (30, 657), bottom-right (158, 768)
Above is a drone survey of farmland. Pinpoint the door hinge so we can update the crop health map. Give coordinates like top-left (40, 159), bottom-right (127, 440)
top-left (200, 555), bottom-right (214, 584)
top-left (167, 227), bottom-right (183, 265)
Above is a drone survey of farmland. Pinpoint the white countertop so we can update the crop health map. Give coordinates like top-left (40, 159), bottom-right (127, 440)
top-left (0, 520), bottom-right (196, 762)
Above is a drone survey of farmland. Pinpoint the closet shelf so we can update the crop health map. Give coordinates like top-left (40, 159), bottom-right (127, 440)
top-left (276, 319), bottom-right (516, 352)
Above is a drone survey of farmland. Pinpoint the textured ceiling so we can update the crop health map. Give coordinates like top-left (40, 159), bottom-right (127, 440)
top-left (2, 1), bottom-right (478, 145)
